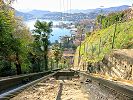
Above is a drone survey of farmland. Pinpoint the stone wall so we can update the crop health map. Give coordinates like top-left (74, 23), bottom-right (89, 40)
top-left (97, 49), bottom-right (133, 80)
top-left (74, 49), bottom-right (133, 80)
top-left (80, 73), bottom-right (132, 100)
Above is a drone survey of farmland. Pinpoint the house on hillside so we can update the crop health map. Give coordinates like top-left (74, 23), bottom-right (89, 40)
top-left (129, 4), bottom-right (133, 19)
top-left (124, 4), bottom-right (133, 20)
top-left (131, 4), bottom-right (133, 15)
top-left (79, 19), bottom-right (95, 32)
top-left (62, 49), bottom-right (75, 65)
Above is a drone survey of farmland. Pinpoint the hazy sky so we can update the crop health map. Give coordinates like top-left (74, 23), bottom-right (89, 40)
top-left (12, 0), bottom-right (133, 12)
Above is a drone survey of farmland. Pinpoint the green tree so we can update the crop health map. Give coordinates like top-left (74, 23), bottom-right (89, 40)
top-left (0, 3), bottom-right (18, 76)
top-left (33, 20), bottom-right (53, 70)
top-left (28, 35), bottom-right (44, 72)
top-left (12, 18), bottom-right (33, 74)
top-left (52, 44), bottom-right (62, 68)
top-left (0, 0), bottom-right (33, 76)
top-left (97, 12), bottom-right (124, 29)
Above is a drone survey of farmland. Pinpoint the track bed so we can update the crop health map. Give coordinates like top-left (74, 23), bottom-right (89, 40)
top-left (11, 77), bottom-right (89, 100)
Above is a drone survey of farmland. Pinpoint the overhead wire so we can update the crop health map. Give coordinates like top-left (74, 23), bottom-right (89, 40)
top-left (63, 0), bottom-right (65, 21)
top-left (69, 0), bottom-right (72, 21)
top-left (66, 0), bottom-right (69, 19)
top-left (59, 0), bottom-right (62, 21)
top-left (59, 0), bottom-right (72, 21)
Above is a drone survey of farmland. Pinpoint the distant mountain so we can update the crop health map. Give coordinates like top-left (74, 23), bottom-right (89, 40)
top-left (93, 5), bottom-right (130, 14)
top-left (15, 10), bottom-right (34, 20)
top-left (27, 10), bottom-right (51, 18)
top-left (65, 9), bottom-right (94, 14)
top-left (15, 10), bottom-right (51, 20)
top-left (15, 5), bottom-right (130, 21)
top-left (66, 5), bottom-right (130, 14)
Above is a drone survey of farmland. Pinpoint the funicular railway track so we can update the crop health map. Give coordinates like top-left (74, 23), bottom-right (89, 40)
top-left (0, 69), bottom-right (61, 99)
top-left (10, 69), bottom-right (89, 100)
top-left (0, 69), bottom-right (133, 100)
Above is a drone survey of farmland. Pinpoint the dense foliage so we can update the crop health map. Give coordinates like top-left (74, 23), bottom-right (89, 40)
top-left (51, 44), bottom-right (62, 68)
top-left (0, 1), bottom-right (34, 76)
top-left (33, 20), bottom-right (53, 71)
top-left (0, 1), bottom-right (65, 76)
top-left (74, 18), bottom-right (133, 67)
top-left (97, 12), bottom-right (124, 29)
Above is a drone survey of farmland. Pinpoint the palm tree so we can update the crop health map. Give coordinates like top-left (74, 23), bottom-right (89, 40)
top-left (34, 20), bottom-right (53, 70)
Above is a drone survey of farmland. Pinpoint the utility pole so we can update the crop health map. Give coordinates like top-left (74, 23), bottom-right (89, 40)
top-left (98, 37), bottom-right (101, 57)
top-left (78, 27), bottom-right (84, 66)
top-left (100, 6), bottom-right (104, 29)
top-left (112, 15), bottom-right (118, 49)
top-left (91, 44), bottom-right (94, 57)
top-left (59, 36), bottom-right (62, 49)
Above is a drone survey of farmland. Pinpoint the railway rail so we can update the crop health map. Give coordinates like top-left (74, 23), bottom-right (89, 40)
top-left (0, 68), bottom-right (60, 99)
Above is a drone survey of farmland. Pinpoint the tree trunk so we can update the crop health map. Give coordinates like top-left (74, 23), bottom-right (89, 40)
top-left (56, 60), bottom-right (58, 68)
top-left (112, 20), bottom-right (117, 49)
top-left (44, 54), bottom-right (48, 70)
top-left (15, 52), bottom-right (22, 75)
top-left (51, 59), bottom-right (53, 70)
top-left (43, 38), bottom-right (49, 71)
top-left (37, 59), bottom-right (41, 72)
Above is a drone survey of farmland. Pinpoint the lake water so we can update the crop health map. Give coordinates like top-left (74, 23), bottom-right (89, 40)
top-left (25, 19), bottom-right (72, 43)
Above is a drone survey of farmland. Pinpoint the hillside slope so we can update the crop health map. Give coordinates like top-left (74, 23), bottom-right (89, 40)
top-left (74, 19), bottom-right (133, 69)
